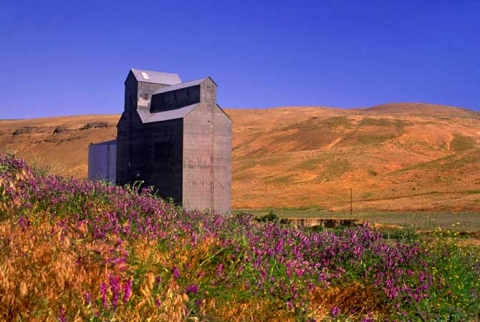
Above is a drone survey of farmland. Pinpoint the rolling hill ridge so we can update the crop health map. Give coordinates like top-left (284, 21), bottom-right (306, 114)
top-left (1, 103), bottom-right (479, 212)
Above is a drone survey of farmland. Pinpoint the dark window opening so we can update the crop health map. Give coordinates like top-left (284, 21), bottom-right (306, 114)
top-left (144, 93), bottom-right (149, 100)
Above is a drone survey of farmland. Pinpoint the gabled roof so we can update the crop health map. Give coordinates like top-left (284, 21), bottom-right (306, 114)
top-left (137, 104), bottom-right (199, 123)
top-left (154, 77), bottom-right (215, 94)
top-left (129, 68), bottom-right (182, 85)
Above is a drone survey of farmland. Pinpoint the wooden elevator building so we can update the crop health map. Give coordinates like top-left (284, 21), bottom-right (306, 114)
top-left (116, 69), bottom-right (232, 213)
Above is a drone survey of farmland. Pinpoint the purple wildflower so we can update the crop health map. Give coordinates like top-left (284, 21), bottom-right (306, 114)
top-left (217, 263), bottom-right (224, 276)
top-left (172, 266), bottom-right (180, 279)
top-left (186, 284), bottom-right (199, 295)
top-left (100, 282), bottom-right (108, 309)
top-left (330, 306), bottom-right (340, 317)
top-left (308, 283), bottom-right (314, 292)
top-left (123, 278), bottom-right (133, 304)
top-left (155, 275), bottom-right (162, 287)
top-left (18, 216), bottom-right (29, 230)
top-left (109, 274), bottom-right (121, 309)
top-left (58, 305), bottom-right (66, 322)
top-left (84, 291), bottom-right (92, 305)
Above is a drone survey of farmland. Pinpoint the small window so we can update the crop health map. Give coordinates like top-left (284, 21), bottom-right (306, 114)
top-left (144, 93), bottom-right (149, 100)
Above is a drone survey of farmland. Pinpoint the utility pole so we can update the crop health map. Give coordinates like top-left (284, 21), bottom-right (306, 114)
top-left (350, 188), bottom-right (353, 216)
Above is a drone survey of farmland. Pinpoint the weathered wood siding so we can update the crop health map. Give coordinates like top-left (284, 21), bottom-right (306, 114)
top-left (117, 71), bottom-right (231, 213)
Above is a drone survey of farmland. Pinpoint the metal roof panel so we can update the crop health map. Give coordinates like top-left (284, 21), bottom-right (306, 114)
top-left (137, 104), bottom-right (199, 123)
top-left (154, 77), bottom-right (209, 94)
top-left (130, 68), bottom-right (182, 85)
top-left (90, 139), bottom-right (117, 146)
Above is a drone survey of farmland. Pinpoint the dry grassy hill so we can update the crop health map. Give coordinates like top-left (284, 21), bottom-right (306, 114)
top-left (0, 115), bottom-right (119, 178)
top-left (1, 103), bottom-right (479, 212)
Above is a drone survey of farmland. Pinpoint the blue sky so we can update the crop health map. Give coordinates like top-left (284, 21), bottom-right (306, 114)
top-left (1, 0), bottom-right (479, 119)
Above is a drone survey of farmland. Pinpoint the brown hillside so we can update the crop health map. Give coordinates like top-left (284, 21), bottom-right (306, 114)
top-left (361, 102), bottom-right (480, 117)
top-left (0, 115), bottom-right (119, 178)
top-left (1, 103), bottom-right (479, 212)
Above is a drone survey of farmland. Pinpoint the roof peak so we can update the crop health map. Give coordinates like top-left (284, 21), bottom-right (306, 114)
top-left (130, 68), bottom-right (179, 76)
top-left (128, 69), bottom-right (182, 85)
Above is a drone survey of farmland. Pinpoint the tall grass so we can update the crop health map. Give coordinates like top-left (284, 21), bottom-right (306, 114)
top-left (0, 154), bottom-right (479, 321)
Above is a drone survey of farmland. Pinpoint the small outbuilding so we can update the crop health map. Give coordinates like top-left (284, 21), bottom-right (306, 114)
top-left (88, 140), bottom-right (117, 184)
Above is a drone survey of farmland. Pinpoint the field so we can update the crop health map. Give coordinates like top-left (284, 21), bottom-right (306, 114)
top-left (1, 154), bottom-right (480, 321)
top-left (229, 104), bottom-right (480, 212)
top-left (1, 103), bottom-right (480, 320)
top-left (1, 103), bottom-right (479, 212)
top-left (234, 208), bottom-right (480, 232)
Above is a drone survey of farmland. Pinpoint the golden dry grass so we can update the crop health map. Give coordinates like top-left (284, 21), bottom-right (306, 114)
top-left (0, 216), bottom-right (319, 321)
top-left (0, 198), bottom-right (386, 322)
top-left (307, 282), bottom-right (384, 320)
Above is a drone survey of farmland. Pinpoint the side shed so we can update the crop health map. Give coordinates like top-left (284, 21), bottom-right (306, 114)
top-left (88, 140), bottom-right (117, 184)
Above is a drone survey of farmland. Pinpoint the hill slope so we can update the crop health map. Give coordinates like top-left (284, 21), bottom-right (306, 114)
top-left (361, 102), bottom-right (479, 117)
top-left (1, 103), bottom-right (479, 211)
top-left (0, 115), bottom-right (118, 177)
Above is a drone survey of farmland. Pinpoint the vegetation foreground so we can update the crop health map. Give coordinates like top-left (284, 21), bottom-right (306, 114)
top-left (0, 154), bottom-right (479, 321)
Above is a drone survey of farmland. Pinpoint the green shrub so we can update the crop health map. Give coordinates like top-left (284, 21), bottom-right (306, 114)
top-left (255, 211), bottom-right (279, 222)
